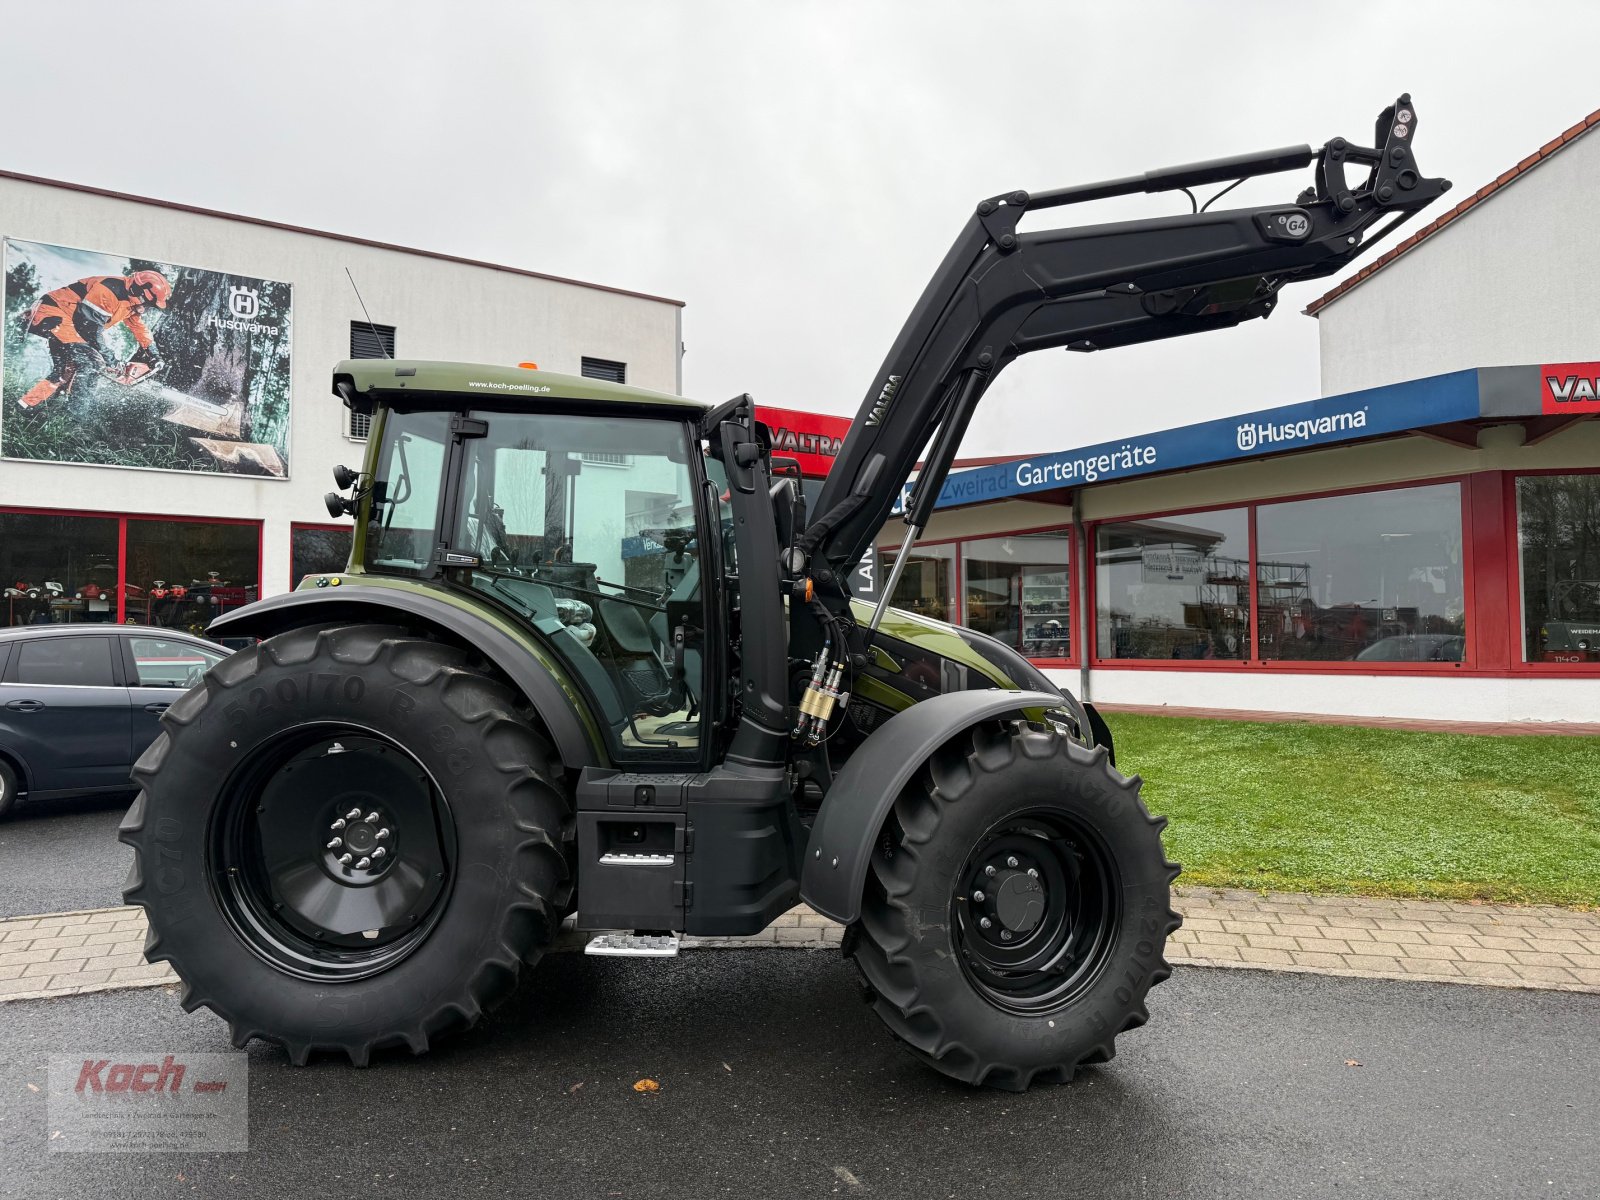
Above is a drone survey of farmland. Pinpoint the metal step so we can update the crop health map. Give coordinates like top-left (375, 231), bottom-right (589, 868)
top-left (584, 932), bottom-right (681, 958)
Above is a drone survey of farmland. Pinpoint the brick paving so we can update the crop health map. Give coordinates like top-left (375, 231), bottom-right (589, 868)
top-left (1097, 703), bottom-right (1600, 737)
top-left (3, 888), bottom-right (1597, 1005)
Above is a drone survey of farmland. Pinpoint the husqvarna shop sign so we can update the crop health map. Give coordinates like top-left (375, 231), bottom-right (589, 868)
top-left (906, 365), bottom-right (1567, 513)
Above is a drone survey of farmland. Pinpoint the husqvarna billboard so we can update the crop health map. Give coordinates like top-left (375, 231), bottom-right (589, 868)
top-left (1, 238), bottom-right (292, 477)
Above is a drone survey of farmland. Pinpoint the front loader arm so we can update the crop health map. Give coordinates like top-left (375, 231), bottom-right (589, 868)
top-left (806, 94), bottom-right (1450, 573)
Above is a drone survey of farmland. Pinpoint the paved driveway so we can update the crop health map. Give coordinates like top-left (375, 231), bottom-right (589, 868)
top-left (1, 951), bottom-right (1595, 1199)
top-left (0, 800), bottom-right (130, 919)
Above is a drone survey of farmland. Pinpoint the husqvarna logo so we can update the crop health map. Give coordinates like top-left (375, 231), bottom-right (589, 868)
top-left (206, 285), bottom-right (278, 335)
top-left (1235, 409), bottom-right (1367, 453)
top-left (1541, 362), bottom-right (1600, 414)
top-left (228, 287), bottom-right (260, 319)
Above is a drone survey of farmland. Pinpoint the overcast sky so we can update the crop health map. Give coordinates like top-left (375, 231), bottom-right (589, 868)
top-left (5, 1), bottom-right (1597, 457)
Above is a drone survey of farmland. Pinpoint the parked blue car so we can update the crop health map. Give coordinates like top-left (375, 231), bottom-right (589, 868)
top-left (0, 625), bottom-right (229, 818)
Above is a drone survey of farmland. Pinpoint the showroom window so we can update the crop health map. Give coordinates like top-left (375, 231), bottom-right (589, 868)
top-left (292, 524), bottom-right (353, 585)
top-left (0, 512), bottom-right (120, 627)
top-left (877, 543), bottom-right (958, 625)
top-left (1096, 509), bottom-right (1250, 661)
top-left (871, 528), bottom-right (1073, 661)
top-left (124, 519), bottom-right (260, 634)
top-left (1256, 483), bottom-right (1465, 663)
top-left (963, 532), bottom-right (1072, 659)
top-left (1517, 473), bottom-right (1600, 664)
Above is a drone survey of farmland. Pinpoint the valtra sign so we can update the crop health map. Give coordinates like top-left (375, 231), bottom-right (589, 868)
top-left (1540, 362), bottom-right (1600, 415)
top-left (755, 405), bottom-right (852, 478)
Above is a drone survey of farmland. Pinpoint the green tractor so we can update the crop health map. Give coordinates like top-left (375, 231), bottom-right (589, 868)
top-left (122, 97), bottom-right (1447, 1089)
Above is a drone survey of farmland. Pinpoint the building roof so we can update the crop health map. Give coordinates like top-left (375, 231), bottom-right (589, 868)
top-left (0, 169), bottom-right (685, 308)
top-left (1304, 108), bottom-right (1600, 316)
top-left (920, 363), bottom-right (1588, 514)
top-left (336, 359), bottom-right (708, 411)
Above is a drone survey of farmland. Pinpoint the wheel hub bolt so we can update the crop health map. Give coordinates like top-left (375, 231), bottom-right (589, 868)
top-left (1027, 868), bottom-right (1039, 879)
top-left (979, 917), bottom-right (993, 931)
top-left (972, 889), bottom-right (985, 903)
top-left (339, 853), bottom-right (353, 865)
top-left (330, 818), bottom-right (347, 831)
top-left (364, 811), bottom-right (380, 823)
top-left (345, 807), bottom-right (362, 820)
top-left (356, 856), bottom-right (372, 870)
top-left (372, 847), bottom-right (387, 860)
top-left (327, 838), bottom-right (342, 850)
top-left (1006, 856), bottom-right (1019, 868)
top-left (1001, 930), bottom-right (1012, 942)
top-left (376, 828), bottom-right (390, 841)
top-left (985, 865), bottom-right (997, 877)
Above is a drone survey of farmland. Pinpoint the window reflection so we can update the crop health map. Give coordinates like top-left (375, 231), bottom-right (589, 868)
top-left (1519, 474), bottom-right (1600, 663)
top-left (877, 545), bottom-right (956, 624)
top-left (1096, 510), bottom-right (1250, 660)
top-left (1256, 484), bottom-right (1464, 662)
top-left (125, 520), bottom-right (260, 634)
top-left (963, 532), bottom-right (1071, 658)
top-left (291, 526), bottom-right (352, 585)
top-left (1, 513), bottom-right (120, 626)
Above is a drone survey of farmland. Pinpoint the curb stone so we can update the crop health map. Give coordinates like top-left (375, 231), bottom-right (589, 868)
top-left (2, 887), bottom-right (1596, 1004)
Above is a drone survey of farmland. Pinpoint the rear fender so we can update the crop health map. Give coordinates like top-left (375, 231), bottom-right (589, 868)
top-left (207, 585), bottom-right (601, 768)
top-left (800, 689), bottom-right (1062, 923)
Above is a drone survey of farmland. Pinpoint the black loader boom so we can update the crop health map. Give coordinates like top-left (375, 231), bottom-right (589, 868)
top-left (805, 94), bottom-right (1450, 580)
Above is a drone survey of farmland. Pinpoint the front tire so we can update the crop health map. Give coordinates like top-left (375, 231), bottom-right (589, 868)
top-left (120, 624), bottom-right (574, 1065)
top-left (845, 721), bottom-right (1180, 1091)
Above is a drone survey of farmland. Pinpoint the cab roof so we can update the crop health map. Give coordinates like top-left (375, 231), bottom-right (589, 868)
top-left (332, 359), bottom-right (709, 413)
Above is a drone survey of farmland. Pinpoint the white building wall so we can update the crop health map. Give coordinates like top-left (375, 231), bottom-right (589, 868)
top-left (0, 175), bottom-right (682, 596)
top-left (1316, 130), bottom-right (1600, 396)
top-left (1046, 667), bottom-right (1593, 727)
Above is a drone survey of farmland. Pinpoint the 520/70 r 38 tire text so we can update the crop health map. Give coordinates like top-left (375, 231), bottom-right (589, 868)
top-left (119, 623), bottom-right (574, 1066)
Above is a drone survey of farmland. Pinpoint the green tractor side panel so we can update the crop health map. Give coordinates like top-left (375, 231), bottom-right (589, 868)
top-left (849, 599), bottom-right (1018, 690)
top-left (294, 570), bottom-right (608, 760)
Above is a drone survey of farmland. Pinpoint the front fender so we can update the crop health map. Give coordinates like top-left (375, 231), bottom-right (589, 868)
top-left (207, 585), bottom-right (601, 768)
top-left (800, 689), bottom-right (1062, 924)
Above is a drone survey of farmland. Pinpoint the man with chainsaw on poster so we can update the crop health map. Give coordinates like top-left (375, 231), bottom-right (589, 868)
top-left (17, 270), bottom-right (171, 408)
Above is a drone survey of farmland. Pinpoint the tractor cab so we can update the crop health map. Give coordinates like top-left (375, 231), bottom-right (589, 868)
top-left (332, 360), bottom-right (724, 764)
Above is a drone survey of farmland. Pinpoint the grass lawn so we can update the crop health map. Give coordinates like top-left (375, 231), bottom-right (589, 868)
top-left (1108, 713), bottom-right (1600, 908)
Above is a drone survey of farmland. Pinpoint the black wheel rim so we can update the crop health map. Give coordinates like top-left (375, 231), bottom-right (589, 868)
top-left (210, 725), bottom-right (456, 983)
top-left (953, 810), bottom-right (1121, 1015)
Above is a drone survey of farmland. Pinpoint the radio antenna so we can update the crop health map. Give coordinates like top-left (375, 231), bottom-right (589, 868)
top-left (345, 268), bottom-right (390, 358)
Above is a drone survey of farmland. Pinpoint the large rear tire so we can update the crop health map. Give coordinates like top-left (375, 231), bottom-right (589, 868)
top-left (120, 624), bottom-right (574, 1065)
top-left (844, 720), bottom-right (1180, 1091)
